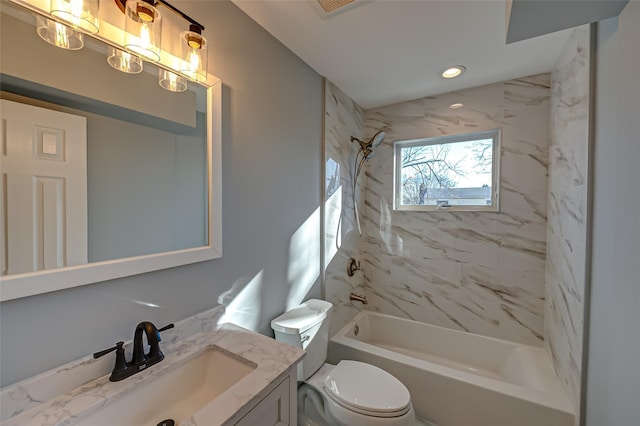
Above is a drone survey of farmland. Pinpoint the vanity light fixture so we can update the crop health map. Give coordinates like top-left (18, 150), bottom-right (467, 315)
top-left (441, 65), bottom-right (466, 79)
top-left (179, 24), bottom-right (208, 83)
top-left (107, 47), bottom-right (144, 74)
top-left (123, 0), bottom-right (162, 62)
top-left (50, 0), bottom-right (99, 34)
top-left (159, 69), bottom-right (187, 92)
top-left (113, 0), bottom-right (207, 83)
top-left (36, 15), bottom-right (84, 50)
top-left (33, 0), bottom-right (209, 89)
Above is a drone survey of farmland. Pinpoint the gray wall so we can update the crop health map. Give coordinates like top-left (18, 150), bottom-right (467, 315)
top-left (0, 0), bottom-right (323, 387)
top-left (87, 110), bottom-right (207, 261)
top-left (586, 1), bottom-right (640, 425)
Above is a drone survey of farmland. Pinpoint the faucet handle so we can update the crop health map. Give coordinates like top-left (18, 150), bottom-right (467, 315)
top-left (93, 341), bottom-right (124, 359)
top-left (157, 323), bottom-right (175, 339)
top-left (93, 341), bottom-right (128, 381)
top-left (158, 323), bottom-right (175, 332)
top-left (147, 323), bottom-right (175, 358)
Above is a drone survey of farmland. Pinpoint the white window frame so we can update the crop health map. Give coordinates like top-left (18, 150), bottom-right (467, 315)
top-left (393, 129), bottom-right (501, 212)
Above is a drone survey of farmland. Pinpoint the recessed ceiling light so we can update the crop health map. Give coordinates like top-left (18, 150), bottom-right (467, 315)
top-left (441, 66), bottom-right (466, 79)
top-left (449, 103), bottom-right (464, 109)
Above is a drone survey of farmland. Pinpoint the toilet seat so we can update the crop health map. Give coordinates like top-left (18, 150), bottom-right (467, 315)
top-left (323, 360), bottom-right (411, 418)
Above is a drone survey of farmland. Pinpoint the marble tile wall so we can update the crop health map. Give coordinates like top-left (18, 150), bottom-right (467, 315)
top-left (362, 74), bottom-right (551, 346)
top-left (545, 25), bottom-right (590, 416)
top-left (323, 80), bottom-right (367, 335)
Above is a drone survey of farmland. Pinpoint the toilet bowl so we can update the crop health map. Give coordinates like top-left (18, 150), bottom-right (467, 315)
top-left (271, 300), bottom-right (415, 426)
top-left (299, 361), bottom-right (415, 426)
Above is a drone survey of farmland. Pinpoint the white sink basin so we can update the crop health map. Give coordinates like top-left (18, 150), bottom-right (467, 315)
top-left (75, 346), bottom-right (256, 426)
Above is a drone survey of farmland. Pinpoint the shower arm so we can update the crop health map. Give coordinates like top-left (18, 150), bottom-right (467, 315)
top-left (351, 136), bottom-right (369, 151)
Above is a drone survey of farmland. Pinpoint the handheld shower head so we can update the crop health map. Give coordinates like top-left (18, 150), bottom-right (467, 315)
top-left (370, 130), bottom-right (385, 149)
top-left (348, 129), bottom-right (386, 236)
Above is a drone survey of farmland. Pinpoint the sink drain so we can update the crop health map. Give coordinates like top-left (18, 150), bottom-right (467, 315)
top-left (157, 420), bottom-right (175, 426)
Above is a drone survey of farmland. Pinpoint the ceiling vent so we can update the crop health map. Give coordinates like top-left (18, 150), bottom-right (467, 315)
top-left (316, 0), bottom-right (355, 13)
top-left (311, 0), bottom-right (365, 18)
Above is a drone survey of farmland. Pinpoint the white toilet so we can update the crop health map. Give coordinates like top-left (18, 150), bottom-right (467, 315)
top-left (271, 299), bottom-right (415, 426)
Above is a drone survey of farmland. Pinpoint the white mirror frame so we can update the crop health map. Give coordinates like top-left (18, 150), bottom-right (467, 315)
top-left (0, 81), bottom-right (222, 302)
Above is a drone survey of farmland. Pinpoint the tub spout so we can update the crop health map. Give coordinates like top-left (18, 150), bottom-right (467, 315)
top-left (350, 292), bottom-right (368, 305)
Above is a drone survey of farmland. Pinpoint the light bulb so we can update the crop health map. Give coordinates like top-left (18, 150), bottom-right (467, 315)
top-left (69, 0), bottom-right (82, 18)
top-left (140, 24), bottom-right (151, 49)
top-left (124, 0), bottom-right (161, 62)
top-left (179, 28), bottom-right (208, 82)
top-left (189, 50), bottom-right (200, 74)
top-left (441, 66), bottom-right (466, 79)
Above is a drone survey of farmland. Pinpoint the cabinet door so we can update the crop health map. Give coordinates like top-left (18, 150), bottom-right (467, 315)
top-left (235, 377), bottom-right (290, 426)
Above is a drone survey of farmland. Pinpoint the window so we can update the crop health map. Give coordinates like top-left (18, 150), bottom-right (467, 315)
top-left (393, 129), bottom-right (500, 211)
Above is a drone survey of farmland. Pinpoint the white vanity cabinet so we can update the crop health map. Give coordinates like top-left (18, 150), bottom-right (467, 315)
top-left (230, 369), bottom-right (298, 426)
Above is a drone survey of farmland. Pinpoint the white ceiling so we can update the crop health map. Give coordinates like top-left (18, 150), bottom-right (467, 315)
top-left (231, 0), bottom-right (572, 109)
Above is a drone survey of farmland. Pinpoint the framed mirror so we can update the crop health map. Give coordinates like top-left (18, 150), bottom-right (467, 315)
top-left (0, 0), bottom-right (222, 301)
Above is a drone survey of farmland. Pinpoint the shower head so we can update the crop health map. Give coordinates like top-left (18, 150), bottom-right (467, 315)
top-left (349, 130), bottom-right (385, 237)
top-left (370, 130), bottom-right (385, 149)
top-left (351, 130), bottom-right (386, 155)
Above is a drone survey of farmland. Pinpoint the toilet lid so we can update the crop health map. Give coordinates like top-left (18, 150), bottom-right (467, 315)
top-left (323, 360), bottom-right (411, 415)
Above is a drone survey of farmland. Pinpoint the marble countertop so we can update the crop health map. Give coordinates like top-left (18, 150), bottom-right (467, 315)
top-left (1, 318), bottom-right (304, 426)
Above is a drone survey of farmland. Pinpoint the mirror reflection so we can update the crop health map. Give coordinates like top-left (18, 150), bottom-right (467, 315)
top-left (0, 3), bottom-right (208, 277)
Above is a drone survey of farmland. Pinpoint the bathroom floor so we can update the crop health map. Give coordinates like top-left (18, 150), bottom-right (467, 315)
top-left (303, 417), bottom-right (435, 426)
top-left (416, 417), bottom-right (438, 426)
top-left (301, 397), bottom-right (436, 426)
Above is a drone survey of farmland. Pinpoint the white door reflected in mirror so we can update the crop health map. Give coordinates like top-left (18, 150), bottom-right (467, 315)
top-left (1, 99), bottom-right (87, 275)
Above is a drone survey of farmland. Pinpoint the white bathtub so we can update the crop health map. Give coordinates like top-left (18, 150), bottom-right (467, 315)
top-left (328, 311), bottom-right (574, 426)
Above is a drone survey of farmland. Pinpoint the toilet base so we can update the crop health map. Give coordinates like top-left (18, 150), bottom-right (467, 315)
top-left (298, 391), bottom-right (427, 426)
top-left (297, 381), bottom-right (416, 426)
top-left (297, 390), bottom-right (328, 426)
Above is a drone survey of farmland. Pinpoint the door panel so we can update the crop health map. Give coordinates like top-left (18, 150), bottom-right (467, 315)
top-left (0, 99), bottom-right (87, 275)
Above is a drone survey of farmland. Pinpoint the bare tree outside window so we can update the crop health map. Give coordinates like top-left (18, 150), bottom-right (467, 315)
top-left (400, 143), bottom-right (464, 205)
top-left (394, 129), bottom-right (500, 211)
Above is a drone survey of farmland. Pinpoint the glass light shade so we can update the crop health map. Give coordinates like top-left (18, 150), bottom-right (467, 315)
top-left (36, 15), bottom-right (84, 50)
top-left (50, 0), bottom-right (99, 34)
top-left (159, 69), bottom-right (187, 92)
top-left (107, 47), bottom-right (143, 74)
top-left (179, 29), bottom-right (207, 82)
top-left (124, 0), bottom-right (162, 62)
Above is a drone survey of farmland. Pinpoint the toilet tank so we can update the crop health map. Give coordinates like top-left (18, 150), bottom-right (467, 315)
top-left (271, 299), bottom-right (333, 381)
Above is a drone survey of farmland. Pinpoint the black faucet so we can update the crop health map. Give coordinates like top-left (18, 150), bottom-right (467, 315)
top-left (93, 322), bottom-right (175, 382)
